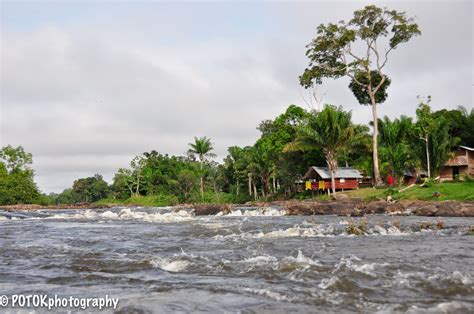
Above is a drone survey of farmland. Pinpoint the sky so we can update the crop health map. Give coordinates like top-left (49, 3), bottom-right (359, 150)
top-left (1, 0), bottom-right (473, 193)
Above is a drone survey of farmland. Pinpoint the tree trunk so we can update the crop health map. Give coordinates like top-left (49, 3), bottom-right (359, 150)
top-left (326, 152), bottom-right (337, 200)
top-left (253, 182), bottom-right (257, 201)
top-left (272, 174), bottom-right (276, 194)
top-left (425, 135), bottom-right (431, 178)
top-left (200, 161), bottom-right (204, 201)
top-left (135, 175), bottom-right (140, 195)
top-left (248, 173), bottom-right (252, 196)
top-left (370, 98), bottom-right (382, 187)
top-left (236, 177), bottom-right (239, 196)
top-left (330, 170), bottom-right (336, 199)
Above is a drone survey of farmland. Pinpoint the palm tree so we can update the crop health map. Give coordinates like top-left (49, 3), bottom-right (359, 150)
top-left (378, 116), bottom-right (415, 186)
top-left (187, 136), bottom-right (216, 201)
top-left (286, 105), bottom-right (354, 199)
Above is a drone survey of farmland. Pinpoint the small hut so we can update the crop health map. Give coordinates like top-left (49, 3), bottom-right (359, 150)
top-left (303, 166), bottom-right (363, 191)
top-left (439, 145), bottom-right (474, 181)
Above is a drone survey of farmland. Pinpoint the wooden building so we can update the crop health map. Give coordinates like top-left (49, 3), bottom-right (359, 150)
top-left (303, 166), bottom-right (363, 191)
top-left (439, 146), bottom-right (474, 181)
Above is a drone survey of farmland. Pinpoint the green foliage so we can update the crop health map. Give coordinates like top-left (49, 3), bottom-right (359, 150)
top-left (71, 174), bottom-right (110, 203)
top-left (429, 117), bottom-right (458, 176)
top-left (187, 137), bottom-right (216, 163)
top-left (177, 169), bottom-right (198, 202)
top-left (301, 5), bottom-right (420, 186)
top-left (55, 188), bottom-right (75, 204)
top-left (0, 145), bottom-right (41, 205)
top-left (433, 106), bottom-right (474, 147)
top-left (349, 71), bottom-right (391, 105)
top-left (0, 145), bottom-right (33, 173)
top-left (300, 5), bottom-right (420, 89)
top-left (414, 97), bottom-right (459, 177)
top-left (188, 136), bottom-right (216, 201)
top-left (288, 105), bottom-right (354, 198)
top-left (126, 194), bottom-right (179, 207)
top-left (378, 115), bottom-right (417, 184)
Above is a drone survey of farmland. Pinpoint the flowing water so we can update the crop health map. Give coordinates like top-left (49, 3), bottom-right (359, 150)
top-left (0, 206), bottom-right (473, 313)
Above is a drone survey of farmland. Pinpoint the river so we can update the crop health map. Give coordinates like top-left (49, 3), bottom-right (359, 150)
top-left (0, 206), bottom-right (473, 313)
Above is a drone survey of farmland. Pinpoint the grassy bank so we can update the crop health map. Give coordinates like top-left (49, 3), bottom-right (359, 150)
top-left (95, 192), bottom-right (250, 207)
top-left (94, 182), bottom-right (474, 207)
top-left (341, 181), bottom-right (474, 201)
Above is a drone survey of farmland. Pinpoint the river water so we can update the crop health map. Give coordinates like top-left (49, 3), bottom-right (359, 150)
top-left (0, 206), bottom-right (473, 313)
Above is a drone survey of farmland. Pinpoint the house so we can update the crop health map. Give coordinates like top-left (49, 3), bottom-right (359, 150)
top-left (439, 145), bottom-right (474, 181)
top-left (303, 166), bottom-right (363, 190)
top-left (403, 169), bottom-right (427, 185)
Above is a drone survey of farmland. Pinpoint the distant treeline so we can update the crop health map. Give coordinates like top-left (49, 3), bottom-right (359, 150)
top-left (1, 103), bottom-right (473, 205)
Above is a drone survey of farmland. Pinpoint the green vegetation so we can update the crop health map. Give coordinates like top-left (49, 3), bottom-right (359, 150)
top-left (0, 145), bottom-right (44, 205)
top-left (342, 182), bottom-right (474, 202)
top-left (1, 5), bottom-right (473, 207)
top-left (300, 5), bottom-right (420, 186)
top-left (286, 105), bottom-right (354, 199)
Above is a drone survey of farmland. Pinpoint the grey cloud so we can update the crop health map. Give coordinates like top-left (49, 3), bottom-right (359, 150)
top-left (1, 1), bottom-right (472, 193)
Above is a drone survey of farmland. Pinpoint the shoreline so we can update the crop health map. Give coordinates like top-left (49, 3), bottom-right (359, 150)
top-left (1, 199), bottom-right (474, 217)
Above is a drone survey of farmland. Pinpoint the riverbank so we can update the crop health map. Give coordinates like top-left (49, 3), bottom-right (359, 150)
top-left (190, 200), bottom-right (474, 217)
top-left (2, 199), bottom-right (474, 217)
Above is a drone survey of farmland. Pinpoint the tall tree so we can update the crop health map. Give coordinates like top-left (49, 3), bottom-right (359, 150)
top-left (286, 105), bottom-right (354, 199)
top-left (429, 117), bottom-right (458, 177)
top-left (300, 5), bottom-right (420, 186)
top-left (187, 136), bottom-right (216, 201)
top-left (0, 145), bottom-right (33, 173)
top-left (415, 96), bottom-right (435, 178)
top-left (130, 155), bottom-right (146, 196)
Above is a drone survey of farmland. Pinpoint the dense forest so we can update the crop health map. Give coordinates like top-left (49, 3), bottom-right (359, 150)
top-left (1, 102), bottom-right (473, 206)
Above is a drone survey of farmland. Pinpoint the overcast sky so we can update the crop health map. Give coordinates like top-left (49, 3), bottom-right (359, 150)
top-left (1, 0), bottom-right (473, 193)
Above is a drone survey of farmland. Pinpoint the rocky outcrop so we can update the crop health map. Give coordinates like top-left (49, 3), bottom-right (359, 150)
top-left (193, 204), bottom-right (232, 216)
top-left (284, 200), bottom-right (474, 217)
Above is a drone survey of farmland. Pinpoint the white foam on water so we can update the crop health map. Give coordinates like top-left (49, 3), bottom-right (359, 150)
top-left (333, 255), bottom-right (382, 277)
top-left (44, 207), bottom-right (195, 223)
top-left (373, 225), bottom-right (387, 235)
top-left (150, 258), bottom-right (190, 272)
top-left (214, 224), bottom-right (338, 241)
top-left (428, 270), bottom-right (473, 286)
top-left (433, 301), bottom-right (473, 313)
top-left (101, 208), bottom-right (189, 222)
top-left (283, 250), bottom-right (322, 266)
top-left (386, 226), bottom-right (404, 235)
top-left (450, 270), bottom-right (473, 285)
top-left (318, 276), bottom-right (339, 289)
top-left (225, 207), bottom-right (286, 217)
top-left (100, 211), bottom-right (119, 219)
top-left (406, 301), bottom-right (473, 313)
top-left (0, 215), bottom-right (7, 221)
top-left (242, 255), bottom-right (278, 264)
top-left (369, 225), bottom-right (408, 236)
top-left (239, 287), bottom-right (292, 302)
